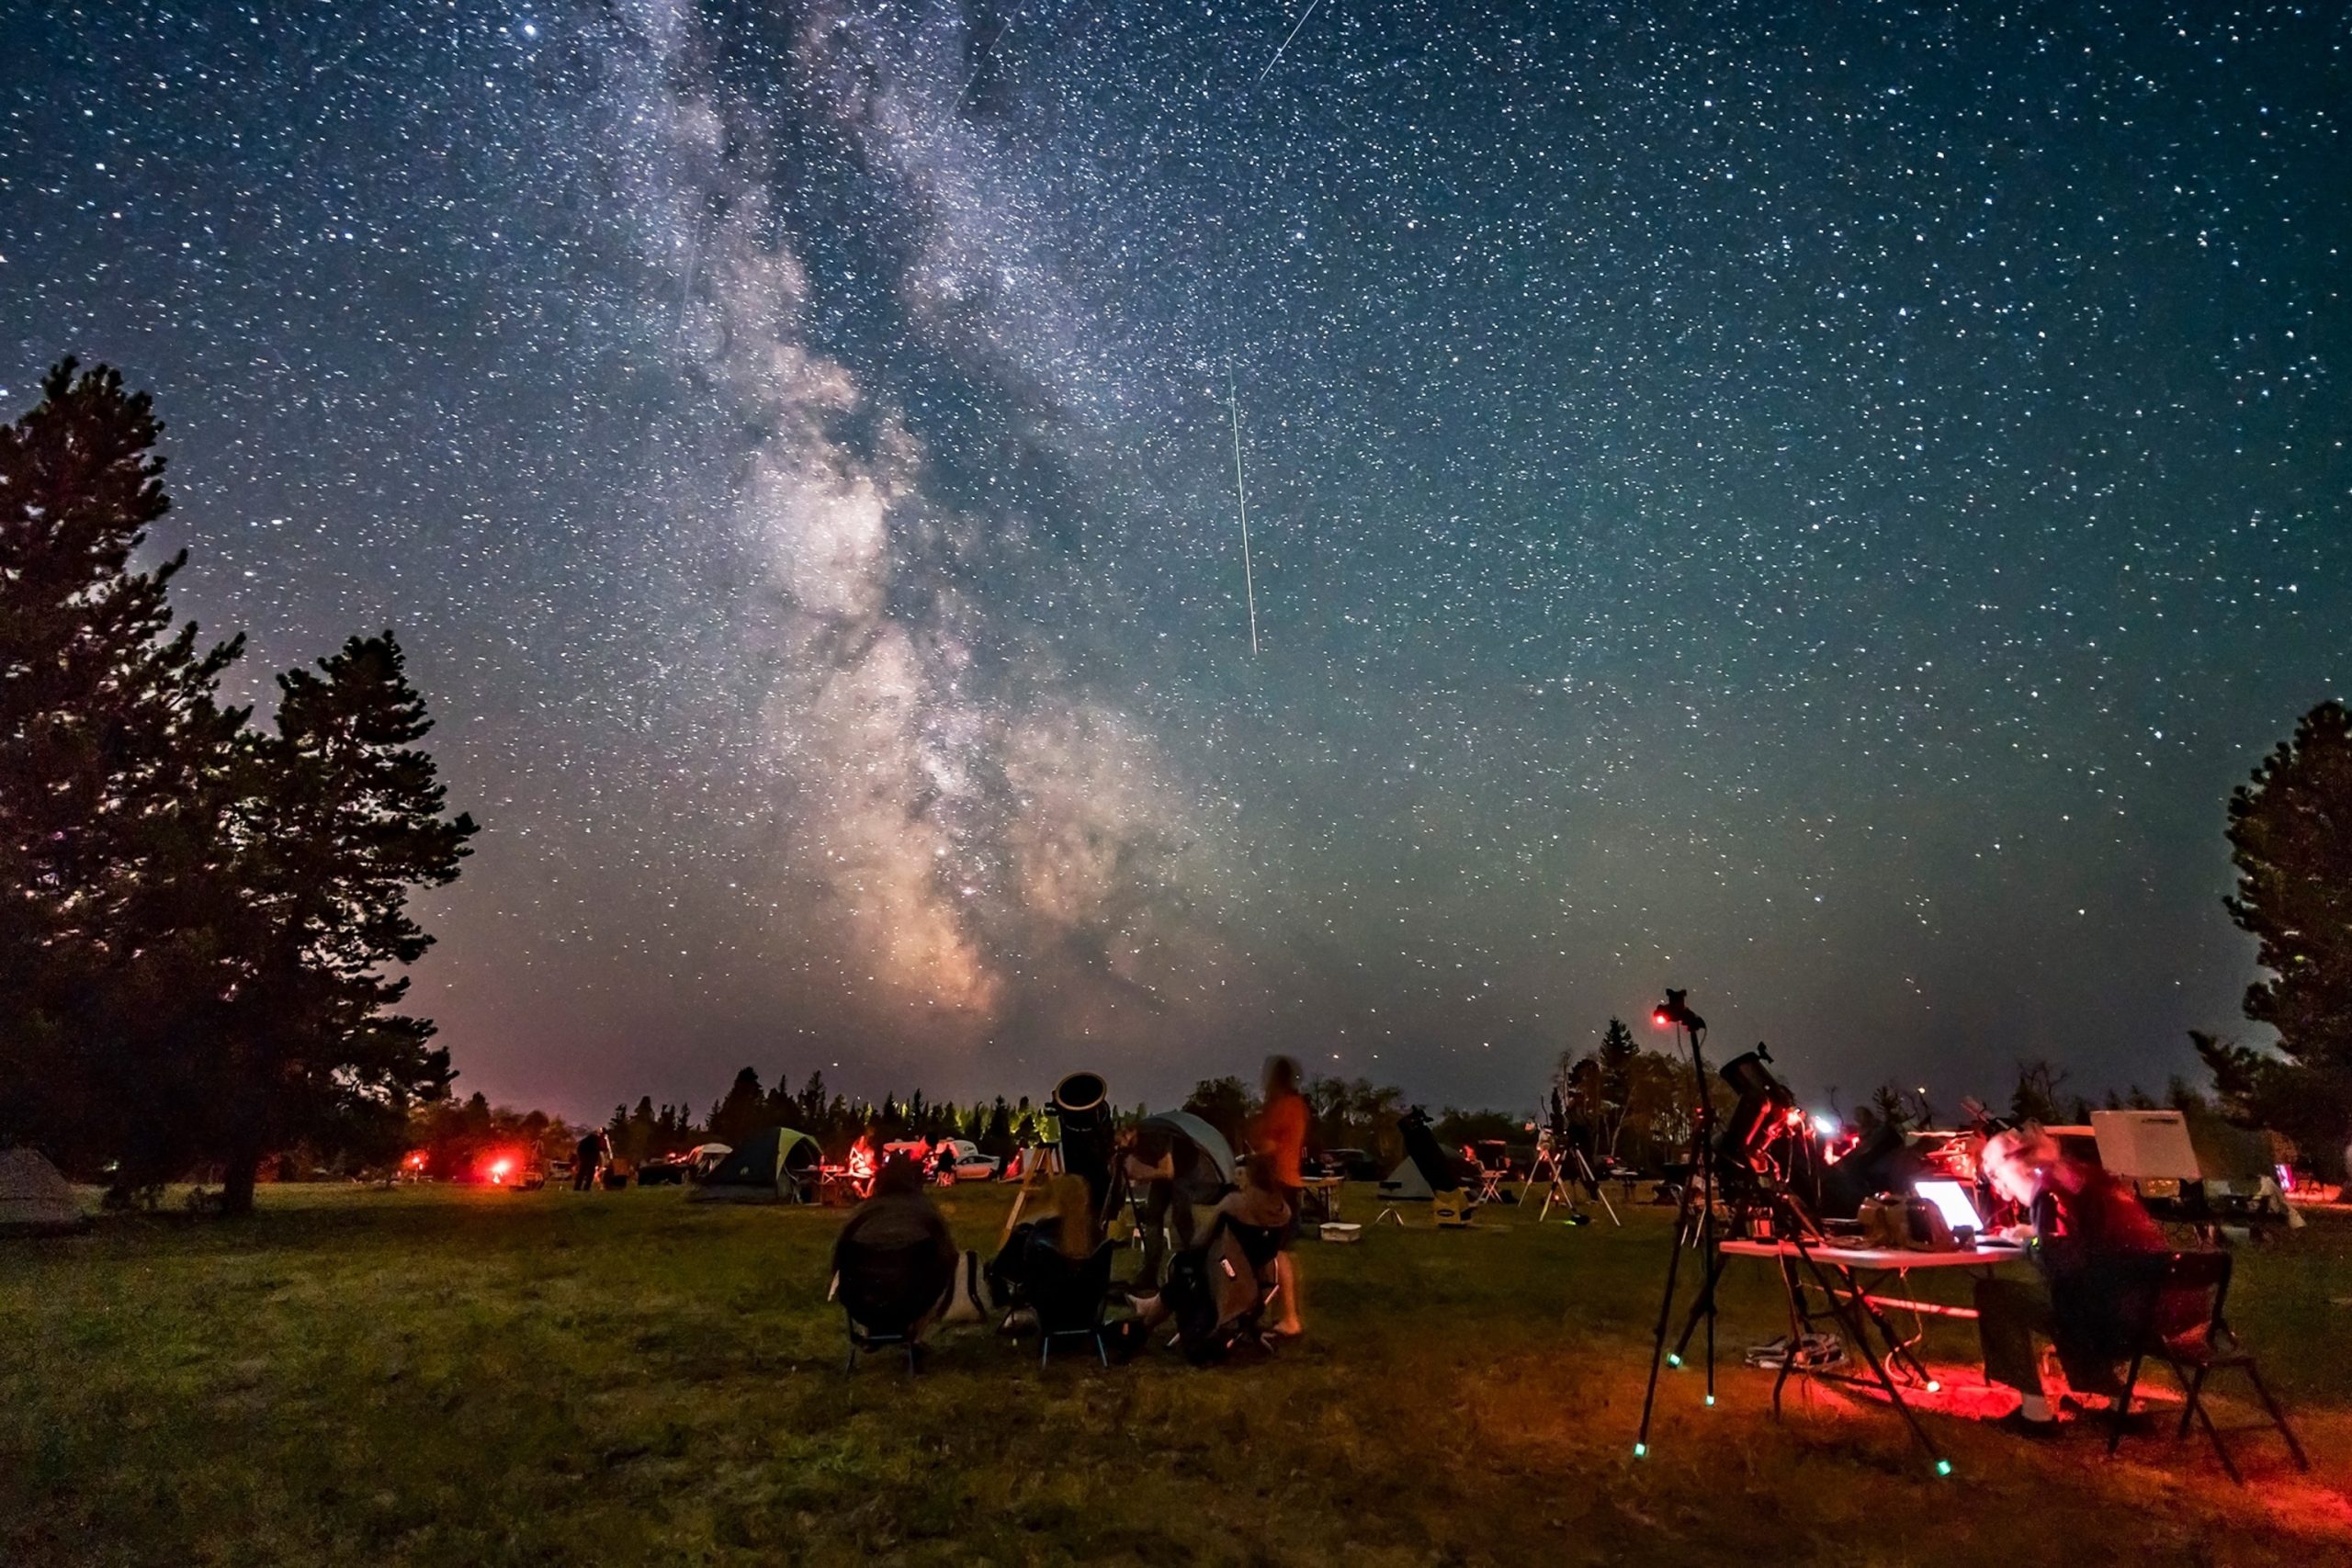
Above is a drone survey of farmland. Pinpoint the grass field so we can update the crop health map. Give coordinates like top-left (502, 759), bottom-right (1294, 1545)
top-left (5, 1182), bottom-right (2349, 1567)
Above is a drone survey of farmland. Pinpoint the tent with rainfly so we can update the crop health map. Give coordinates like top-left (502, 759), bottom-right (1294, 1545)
top-left (0, 1148), bottom-right (91, 1237)
top-left (689, 1127), bottom-right (820, 1203)
top-left (1377, 1156), bottom-right (1434, 1202)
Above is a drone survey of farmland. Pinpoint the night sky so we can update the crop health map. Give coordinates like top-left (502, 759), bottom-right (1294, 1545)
top-left (6, 2), bottom-right (2345, 1123)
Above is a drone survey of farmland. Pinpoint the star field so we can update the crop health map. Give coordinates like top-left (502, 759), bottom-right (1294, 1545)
top-left (4, 1), bottom-right (2345, 1120)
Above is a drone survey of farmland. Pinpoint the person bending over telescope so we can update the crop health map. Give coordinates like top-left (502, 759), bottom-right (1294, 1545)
top-left (1974, 1124), bottom-right (2199, 1436)
top-left (1124, 1124), bottom-right (1223, 1292)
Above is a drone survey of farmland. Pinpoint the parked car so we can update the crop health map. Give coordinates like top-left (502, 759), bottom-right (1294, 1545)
top-left (1317, 1147), bottom-right (1381, 1181)
top-left (932, 1138), bottom-right (1001, 1184)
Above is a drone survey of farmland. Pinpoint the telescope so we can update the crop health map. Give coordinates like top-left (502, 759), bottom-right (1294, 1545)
top-left (1712, 1048), bottom-right (1796, 1170)
top-left (1050, 1070), bottom-right (1116, 1224)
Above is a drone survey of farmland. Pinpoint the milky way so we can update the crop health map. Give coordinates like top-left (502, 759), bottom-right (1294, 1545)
top-left (5, 1), bottom-right (2345, 1120)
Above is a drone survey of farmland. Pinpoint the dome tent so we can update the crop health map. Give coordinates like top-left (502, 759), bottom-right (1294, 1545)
top-left (688, 1126), bottom-right (820, 1203)
top-left (0, 1148), bottom-right (90, 1237)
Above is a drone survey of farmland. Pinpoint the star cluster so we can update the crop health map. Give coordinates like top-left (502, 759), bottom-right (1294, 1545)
top-left (4, 1), bottom-right (2343, 1117)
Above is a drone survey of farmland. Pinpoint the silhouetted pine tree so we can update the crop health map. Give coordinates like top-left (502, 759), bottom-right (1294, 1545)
top-left (206, 632), bottom-right (476, 1213)
top-left (709, 1067), bottom-right (765, 1147)
top-left (0, 362), bottom-right (250, 1179)
top-left (2200, 700), bottom-right (2352, 1177)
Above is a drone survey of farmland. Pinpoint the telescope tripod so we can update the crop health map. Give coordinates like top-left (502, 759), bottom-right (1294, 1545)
top-left (1633, 1012), bottom-right (1951, 1477)
top-left (1635, 1014), bottom-right (1726, 1451)
top-left (1525, 1136), bottom-right (1620, 1226)
top-left (997, 1143), bottom-right (1064, 1244)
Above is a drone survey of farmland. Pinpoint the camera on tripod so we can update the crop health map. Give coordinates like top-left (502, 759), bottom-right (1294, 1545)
top-left (1650, 988), bottom-right (1706, 1032)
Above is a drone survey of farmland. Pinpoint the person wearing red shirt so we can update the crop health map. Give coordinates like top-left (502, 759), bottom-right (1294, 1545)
top-left (1976, 1124), bottom-right (2199, 1435)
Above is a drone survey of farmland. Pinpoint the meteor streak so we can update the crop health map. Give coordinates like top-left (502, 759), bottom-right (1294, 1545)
top-left (1256, 0), bottom-right (1327, 85)
top-left (1227, 367), bottom-right (1260, 658)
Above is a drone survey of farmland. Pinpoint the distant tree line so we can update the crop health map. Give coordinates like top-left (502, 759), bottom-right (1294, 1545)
top-left (0, 362), bottom-right (476, 1213)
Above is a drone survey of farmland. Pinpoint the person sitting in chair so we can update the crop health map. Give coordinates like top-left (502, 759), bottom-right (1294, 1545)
top-left (987, 1174), bottom-right (1095, 1321)
top-left (833, 1154), bottom-right (960, 1347)
top-left (1128, 1154), bottom-right (1293, 1346)
top-left (1974, 1123), bottom-right (2198, 1436)
top-left (1210, 1154), bottom-right (1295, 1292)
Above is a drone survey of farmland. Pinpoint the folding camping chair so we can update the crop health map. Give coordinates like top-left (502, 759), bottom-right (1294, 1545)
top-left (836, 1236), bottom-right (956, 1375)
top-left (1219, 1216), bottom-right (1285, 1332)
top-left (2108, 1248), bottom-right (2310, 1483)
top-left (1473, 1157), bottom-right (1508, 1206)
top-left (1031, 1240), bottom-right (1118, 1367)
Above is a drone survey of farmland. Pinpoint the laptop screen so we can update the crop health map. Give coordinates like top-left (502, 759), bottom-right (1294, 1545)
top-left (1914, 1179), bottom-right (1982, 1232)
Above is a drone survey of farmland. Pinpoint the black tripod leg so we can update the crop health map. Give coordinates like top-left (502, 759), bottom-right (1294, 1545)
top-left (1698, 1197), bottom-right (1720, 1406)
top-left (1770, 1254), bottom-right (1810, 1418)
top-left (1821, 1266), bottom-right (1937, 1390)
top-left (1668, 1241), bottom-right (1733, 1365)
top-left (1792, 1246), bottom-right (1950, 1475)
top-left (1860, 1280), bottom-right (1939, 1389)
top-left (1634, 1162), bottom-right (1704, 1456)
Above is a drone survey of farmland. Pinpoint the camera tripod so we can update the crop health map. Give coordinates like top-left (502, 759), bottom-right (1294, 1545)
top-left (1633, 996), bottom-right (1951, 1478)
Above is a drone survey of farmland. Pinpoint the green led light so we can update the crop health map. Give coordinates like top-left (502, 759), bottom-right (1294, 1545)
top-left (1667, 1353), bottom-right (1682, 1368)
top-left (1704, 1394), bottom-right (1716, 1407)
top-left (1935, 1459), bottom-right (1954, 1478)
top-left (1634, 1442), bottom-right (1648, 1459)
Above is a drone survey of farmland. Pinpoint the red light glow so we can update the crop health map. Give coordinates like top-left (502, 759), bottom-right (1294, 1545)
top-left (1651, 1010), bottom-right (1671, 1028)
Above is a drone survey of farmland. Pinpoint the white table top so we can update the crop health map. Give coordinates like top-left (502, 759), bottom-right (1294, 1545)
top-left (1717, 1237), bottom-right (2029, 1269)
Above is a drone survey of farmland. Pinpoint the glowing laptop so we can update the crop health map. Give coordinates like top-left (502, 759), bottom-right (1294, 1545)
top-left (1914, 1179), bottom-right (1984, 1234)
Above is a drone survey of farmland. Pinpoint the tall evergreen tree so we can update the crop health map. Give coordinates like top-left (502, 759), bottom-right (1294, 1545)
top-left (709, 1066), bottom-right (764, 1147)
top-left (0, 360), bottom-right (246, 1178)
top-left (2201, 698), bottom-right (2352, 1177)
top-left (796, 1070), bottom-right (829, 1131)
top-left (624, 1096), bottom-right (658, 1163)
top-left (205, 632), bottom-right (476, 1212)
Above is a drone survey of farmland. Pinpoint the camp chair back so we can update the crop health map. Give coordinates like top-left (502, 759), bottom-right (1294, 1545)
top-left (1193, 1213), bottom-right (1283, 1347)
top-left (1219, 1217), bottom-right (1284, 1304)
top-left (2108, 1247), bottom-right (2309, 1482)
top-left (1030, 1239), bottom-right (1117, 1367)
top-left (838, 1236), bottom-right (956, 1374)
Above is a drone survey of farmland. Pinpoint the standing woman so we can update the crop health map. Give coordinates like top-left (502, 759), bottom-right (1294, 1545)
top-left (1250, 1055), bottom-right (1310, 1337)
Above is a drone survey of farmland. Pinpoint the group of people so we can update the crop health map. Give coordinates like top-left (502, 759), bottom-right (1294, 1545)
top-left (831, 1055), bottom-right (1315, 1362)
top-left (831, 1062), bottom-right (2205, 1424)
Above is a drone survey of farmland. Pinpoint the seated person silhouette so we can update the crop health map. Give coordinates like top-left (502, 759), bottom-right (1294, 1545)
top-left (832, 1155), bottom-right (959, 1359)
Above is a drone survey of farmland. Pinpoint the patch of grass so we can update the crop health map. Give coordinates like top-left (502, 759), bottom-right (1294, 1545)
top-left (4, 1184), bottom-right (2348, 1566)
